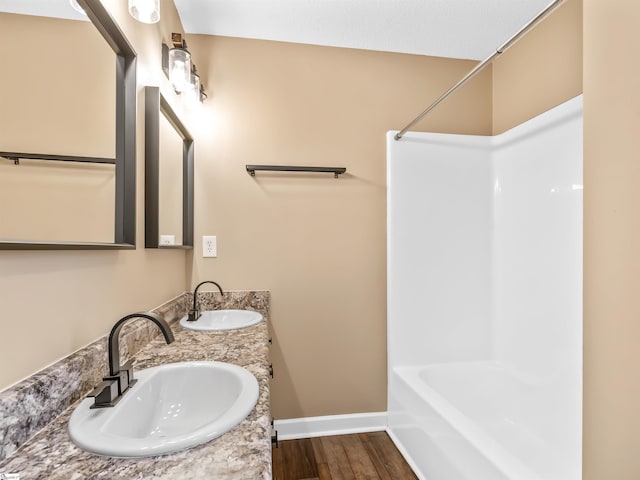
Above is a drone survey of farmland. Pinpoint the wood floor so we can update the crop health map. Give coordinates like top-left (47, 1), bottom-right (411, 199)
top-left (272, 432), bottom-right (418, 480)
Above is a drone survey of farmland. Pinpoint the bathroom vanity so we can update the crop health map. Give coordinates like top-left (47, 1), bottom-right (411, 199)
top-left (0, 291), bottom-right (272, 479)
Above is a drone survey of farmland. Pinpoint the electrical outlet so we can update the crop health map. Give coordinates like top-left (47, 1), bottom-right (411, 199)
top-left (203, 235), bottom-right (217, 257)
top-left (159, 235), bottom-right (175, 246)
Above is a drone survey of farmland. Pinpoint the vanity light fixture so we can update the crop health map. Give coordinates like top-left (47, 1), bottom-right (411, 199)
top-left (163, 33), bottom-right (192, 93)
top-left (128, 0), bottom-right (160, 24)
top-left (162, 34), bottom-right (208, 102)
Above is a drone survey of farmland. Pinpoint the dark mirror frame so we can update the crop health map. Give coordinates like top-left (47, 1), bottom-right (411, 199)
top-left (144, 86), bottom-right (194, 249)
top-left (0, 0), bottom-right (137, 250)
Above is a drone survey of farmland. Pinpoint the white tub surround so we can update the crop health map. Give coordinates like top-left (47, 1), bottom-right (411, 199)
top-left (387, 96), bottom-right (583, 480)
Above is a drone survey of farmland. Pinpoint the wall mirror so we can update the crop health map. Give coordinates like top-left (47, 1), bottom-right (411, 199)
top-left (0, 0), bottom-right (136, 249)
top-left (144, 86), bottom-right (194, 249)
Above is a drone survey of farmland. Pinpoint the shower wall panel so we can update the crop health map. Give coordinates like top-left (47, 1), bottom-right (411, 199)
top-left (492, 101), bottom-right (583, 378)
top-left (387, 134), bottom-right (494, 368)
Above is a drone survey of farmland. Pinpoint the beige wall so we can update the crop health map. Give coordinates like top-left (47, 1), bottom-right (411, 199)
top-left (583, 1), bottom-right (640, 478)
top-left (0, 13), bottom-right (115, 157)
top-left (186, 35), bottom-right (492, 419)
top-left (0, 13), bottom-right (116, 242)
top-left (0, 1), bottom-right (189, 390)
top-left (0, 161), bottom-right (115, 242)
top-left (492, 0), bottom-right (583, 134)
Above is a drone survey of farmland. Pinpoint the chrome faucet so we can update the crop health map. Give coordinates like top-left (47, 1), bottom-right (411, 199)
top-left (88, 312), bottom-right (175, 408)
top-left (187, 280), bottom-right (224, 321)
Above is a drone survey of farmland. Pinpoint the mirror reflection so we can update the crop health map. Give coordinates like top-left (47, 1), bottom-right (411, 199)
top-left (0, 160), bottom-right (115, 242)
top-left (145, 86), bottom-right (194, 249)
top-left (0, 0), bottom-right (119, 244)
top-left (158, 110), bottom-right (184, 246)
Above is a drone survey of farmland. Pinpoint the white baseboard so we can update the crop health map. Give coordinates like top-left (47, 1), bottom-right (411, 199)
top-left (273, 412), bottom-right (388, 440)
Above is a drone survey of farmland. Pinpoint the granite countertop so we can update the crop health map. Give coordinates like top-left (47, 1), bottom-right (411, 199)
top-left (0, 310), bottom-right (272, 479)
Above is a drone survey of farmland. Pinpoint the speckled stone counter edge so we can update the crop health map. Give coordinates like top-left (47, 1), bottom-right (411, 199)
top-left (0, 290), bottom-right (269, 461)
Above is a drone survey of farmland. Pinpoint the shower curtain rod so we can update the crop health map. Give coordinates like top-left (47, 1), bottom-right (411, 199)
top-left (394, 0), bottom-right (565, 141)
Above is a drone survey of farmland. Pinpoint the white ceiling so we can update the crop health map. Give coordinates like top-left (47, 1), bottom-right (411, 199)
top-left (0, 0), bottom-right (556, 61)
top-left (173, 0), bottom-right (553, 61)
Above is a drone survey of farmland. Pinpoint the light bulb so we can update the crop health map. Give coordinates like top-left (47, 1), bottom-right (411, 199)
top-left (168, 48), bottom-right (191, 93)
top-left (184, 72), bottom-right (201, 109)
top-left (129, 0), bottom-right (160, 24)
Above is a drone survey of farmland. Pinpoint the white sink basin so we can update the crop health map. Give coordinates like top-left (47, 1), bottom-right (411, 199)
top-left (68, 361), bottom-right (259, 457)
top-left (180, 309), bottom-right (263, 331)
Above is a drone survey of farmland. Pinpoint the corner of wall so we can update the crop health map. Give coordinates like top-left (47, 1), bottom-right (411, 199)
top-left (491, 0), bottom-right (583, 134)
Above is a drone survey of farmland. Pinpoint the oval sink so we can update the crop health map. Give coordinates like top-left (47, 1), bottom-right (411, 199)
top-left (68, 361), bottom-right (259, 457)
top-left (180, 309), bottom-right (263, 331)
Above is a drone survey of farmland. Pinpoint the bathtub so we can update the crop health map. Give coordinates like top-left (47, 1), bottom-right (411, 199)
top-left (387, 362), bottom-right (580, 480)
top-left (387, 99), bottom-right (582, 480)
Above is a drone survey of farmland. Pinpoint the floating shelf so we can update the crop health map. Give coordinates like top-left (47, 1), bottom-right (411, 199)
top-left (246, 165), bottom-right (346, 178)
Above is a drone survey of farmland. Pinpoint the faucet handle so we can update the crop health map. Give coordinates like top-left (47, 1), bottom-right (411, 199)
top-left (103, 370), bottom-right (128, 396)
top-left (104, 359), bottom-right (137, 395)
top-left (121, 359), bottom-right (137, 390)
top-left (88, 379), bottom-right (119, 409)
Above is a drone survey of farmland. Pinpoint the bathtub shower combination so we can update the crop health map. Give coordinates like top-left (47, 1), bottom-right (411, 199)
top-left (387, 96), bottom-right (583, 480)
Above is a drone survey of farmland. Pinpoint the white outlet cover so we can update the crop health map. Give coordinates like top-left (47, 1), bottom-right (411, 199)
top-left (203, 236), bottom-right (217, 257)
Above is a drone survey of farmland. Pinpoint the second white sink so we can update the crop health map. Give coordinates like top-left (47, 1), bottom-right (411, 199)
top-left (180, 309), bottom-right (263, 331)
